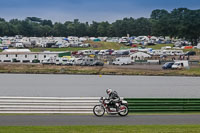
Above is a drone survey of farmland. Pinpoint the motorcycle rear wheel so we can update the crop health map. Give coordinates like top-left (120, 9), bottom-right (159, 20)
top-left (93, 105), bottom-right (105, 117)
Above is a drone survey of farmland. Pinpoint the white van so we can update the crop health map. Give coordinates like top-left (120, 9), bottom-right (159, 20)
top-left (172, 61), bottom-right (190, 69)
top-left (113, 57), bottom-right (132, 65)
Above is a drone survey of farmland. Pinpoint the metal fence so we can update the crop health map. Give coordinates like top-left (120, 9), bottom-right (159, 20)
top-left (125, 98), bottom-right (200, 112)
top-left (0, 97), bottom-right (100, 113)
top-left (1, 97), bottom-right (200, 113)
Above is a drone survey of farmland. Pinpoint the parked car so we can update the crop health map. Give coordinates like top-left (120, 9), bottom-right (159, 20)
top-left (98, 50), bottom-right (107, 55)
top-left (162, 62), bottom-right (174, 69)
top-left (91, 60), bottom-right (104, 66)
top-left (185, 51), bottom-right (196, 56)
top-left (105, 49), bottom-right (114, 55)
top-left (111, 50), bottom-right (129, 55)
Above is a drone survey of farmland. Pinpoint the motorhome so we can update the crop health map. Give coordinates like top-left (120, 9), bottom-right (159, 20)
top-left (163, 50), bottom-right (184, 56)
top-left (81, 58), bottom-right (95, 66)
top-left (81, 50), bottom-right (94, 55)
top-left (55, 58), bottom-right (68, 65)
top-left (149, 50), bottom-right (183, 56)
top-left (112, 57), bottom-right (132, 65)
top-left (74, 58), bottom-right (83, 65)
top-left (148, 50), bottom-right (163, 56)
top-left (42, 57), bottom-right (56, 65)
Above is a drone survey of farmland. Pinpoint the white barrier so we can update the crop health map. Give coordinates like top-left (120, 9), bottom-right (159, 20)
top-left (0, 97), bottom-right (100, 113)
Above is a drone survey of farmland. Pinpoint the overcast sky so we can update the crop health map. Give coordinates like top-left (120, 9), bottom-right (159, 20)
top-left (0, 0), bottom-right (200, 23)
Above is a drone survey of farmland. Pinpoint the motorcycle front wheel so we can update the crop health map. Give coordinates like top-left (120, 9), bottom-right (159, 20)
top-left (93, 105), bottom-right (105, 117)
top-left (118, 105), bottom-right (129, 117)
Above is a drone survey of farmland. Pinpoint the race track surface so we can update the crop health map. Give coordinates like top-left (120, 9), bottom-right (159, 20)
top-left (0, 115), bottom-right (200, 126)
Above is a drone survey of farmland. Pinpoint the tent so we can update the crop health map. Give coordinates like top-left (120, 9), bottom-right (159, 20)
top-left (184, 46), bottom-right (193, 49)
top-left (130, 52), bottom-right (151, 60)
top-left (93, 38), bottom-right (101, 42)
top-left (64, 38), bottom-right (69, 41)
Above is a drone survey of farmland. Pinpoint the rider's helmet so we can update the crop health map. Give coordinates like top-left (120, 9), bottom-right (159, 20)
top-left (106, 88), bottom-right (112, 95)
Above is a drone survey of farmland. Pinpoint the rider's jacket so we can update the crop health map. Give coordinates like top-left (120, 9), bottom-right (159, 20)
top-left (108, 91), bottom-right (120, 102)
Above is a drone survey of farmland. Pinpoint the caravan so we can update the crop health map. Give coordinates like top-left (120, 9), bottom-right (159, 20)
top-left (113, 57), bottom-right (132, 65)
top-left (80, 57), bottom-right (95, 66)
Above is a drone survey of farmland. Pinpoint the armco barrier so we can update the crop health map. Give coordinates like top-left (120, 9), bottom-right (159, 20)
top-left (125, 98), bottom-right (200, 112)
top-left (0, 97), bottom-right (100, 113)
top-left (1, 97), bottom-right (200, 113)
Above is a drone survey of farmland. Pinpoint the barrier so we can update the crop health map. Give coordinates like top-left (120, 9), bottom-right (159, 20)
top-left (125, 98), bottom-right (200, 112)
top-left (0, 97), bottom-right (100, 113)
top-left (1, 97), bottom-right (200, 113)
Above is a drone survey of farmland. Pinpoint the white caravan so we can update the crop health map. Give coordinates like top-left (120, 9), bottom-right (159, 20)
top-left (113, 57), bottom-right (132, 65)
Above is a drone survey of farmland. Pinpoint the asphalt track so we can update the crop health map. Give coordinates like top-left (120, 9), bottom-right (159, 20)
top-left (0, 115), bottom-right (200, 126)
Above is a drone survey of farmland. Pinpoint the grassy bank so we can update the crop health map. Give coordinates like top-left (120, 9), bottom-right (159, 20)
top-left (29, 42), bottom-right (174, 52)
top-left (29, 41), bottom-right (130, 52)
top-left (0, 125), bottom-right (200, 133)
top-left (0, 64), bottom-right (200, 76)
top-left (84, 41), bottom-right (130, 50)
top-left (30, 47), bottom-right (91, 52)
top-left (145, 44), bottom-right (174, 49)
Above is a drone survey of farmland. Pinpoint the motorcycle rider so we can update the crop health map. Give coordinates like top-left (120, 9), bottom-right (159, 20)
top-left (106, 88), bottom-right (120, 111)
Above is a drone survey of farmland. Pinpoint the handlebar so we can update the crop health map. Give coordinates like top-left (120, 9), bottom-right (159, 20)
top-left (100, 97), bottom-right (110, 100)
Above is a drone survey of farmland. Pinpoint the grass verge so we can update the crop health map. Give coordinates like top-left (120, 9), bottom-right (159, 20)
top-left (0, 125), bottom-right (200, 133)
top-left (0, 64), bottom-right (200, 76)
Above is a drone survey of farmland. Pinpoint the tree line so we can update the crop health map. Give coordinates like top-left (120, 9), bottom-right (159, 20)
top-left (0, 8), bottom-right (200, 45)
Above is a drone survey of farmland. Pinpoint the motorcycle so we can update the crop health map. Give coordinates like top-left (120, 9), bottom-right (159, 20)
top-left (93, 97), bottom-right (129, 117)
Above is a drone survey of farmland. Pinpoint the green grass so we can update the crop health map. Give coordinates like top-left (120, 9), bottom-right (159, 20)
top-left (29, 41), bottom-right (130, 52)
top-left (30, 47), bottom-right (91, 52)
top-left (85, 41), bottom-right (131, 50)
top-left (28, 43), bottom-right (178, 52)
top-left (145, 44), bottom-right (174, 49)
top-left (0, 125), bottom-right (200, 133)
top-left (177, 68), bottom-right (200, 76)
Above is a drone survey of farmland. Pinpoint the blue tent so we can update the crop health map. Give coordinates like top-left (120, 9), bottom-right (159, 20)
top-left (64, 38), bottom-right (69, 41)
top-left (93, 38), bottom-right (101, 42)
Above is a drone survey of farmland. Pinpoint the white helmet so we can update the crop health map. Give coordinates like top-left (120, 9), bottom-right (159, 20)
top-left (106, 88), bottom-right (112, 95)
